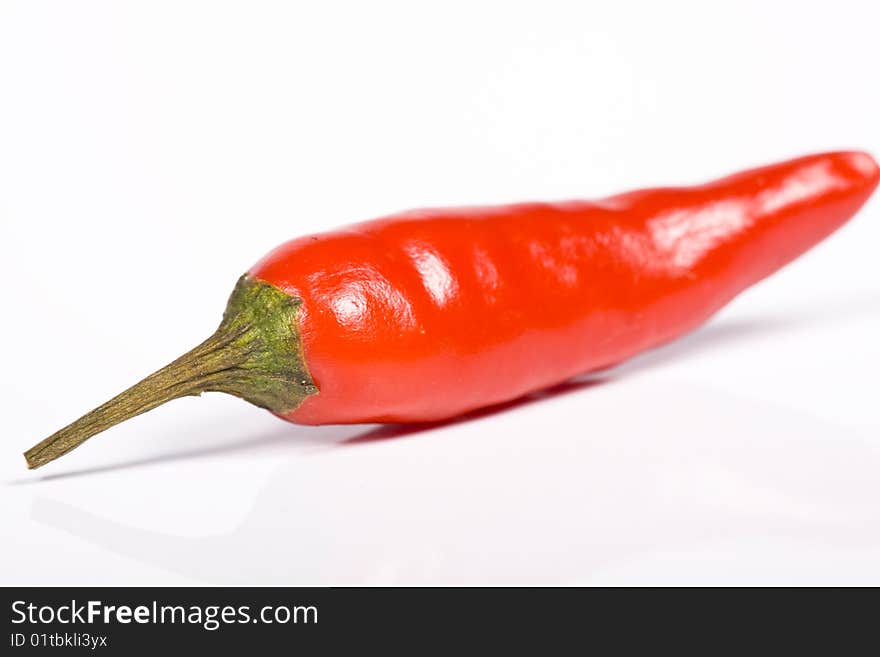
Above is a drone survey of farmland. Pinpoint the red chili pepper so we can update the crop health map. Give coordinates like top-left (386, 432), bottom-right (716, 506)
top-left (25, 150), bottom-right (880, 469)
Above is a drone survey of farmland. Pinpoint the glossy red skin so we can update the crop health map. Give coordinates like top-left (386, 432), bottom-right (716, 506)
top-left (251, 151), bottom-right (879, 424)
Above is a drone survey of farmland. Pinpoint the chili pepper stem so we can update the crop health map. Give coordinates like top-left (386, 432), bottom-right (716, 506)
top-left (24, 275), bottom-right (316, 470)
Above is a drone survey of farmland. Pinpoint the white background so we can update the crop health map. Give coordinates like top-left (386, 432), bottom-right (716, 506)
top-left (1, 1), bottom-right (879, 585)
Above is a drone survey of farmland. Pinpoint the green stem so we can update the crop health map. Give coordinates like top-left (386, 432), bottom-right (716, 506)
top-left (24, 275), bottom-right (317, 470)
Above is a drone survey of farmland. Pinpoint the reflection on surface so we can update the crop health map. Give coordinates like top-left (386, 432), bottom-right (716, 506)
top-left (31, 381), bottom-right (880, 585)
